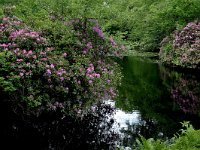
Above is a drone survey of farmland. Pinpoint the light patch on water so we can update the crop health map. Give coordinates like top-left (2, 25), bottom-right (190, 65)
top-left (113, 110), bottom-right (140, 129)
top-left (104, 100), bottom-right (140, 131)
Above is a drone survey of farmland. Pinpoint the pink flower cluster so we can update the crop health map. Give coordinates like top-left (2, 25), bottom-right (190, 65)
top-left (66, 18), bottom-right (125, 57)
top-left (173, 22), bottom-right (200, 49)
top-left (0, 16), bottom-right (122, 115)
top-left (86, 63), bottom-right (101, 84)
top-left (9, 29), bottom-right (46, 45)
top-left (19, 69), bottom-right (32, 77)
top-left (0, 17), bottom-right (49, 79)
top-left (92, 26), bottom-right (104, 39)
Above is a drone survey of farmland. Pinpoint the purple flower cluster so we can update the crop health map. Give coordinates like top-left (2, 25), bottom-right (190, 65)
top-left (66, 18), bottom-right (125, 57)
top-left (173, 22), bottom-right (200, 49)
top-left (160, 21), bottom-right (200, 68)
top-left (0, 16), bottom-right (122, 116)
top-left (92, 26), bottom-right (104, 39)
top-left (85, 63), bottom-right (101, 84)
top-left (0, 17), bottom-right (52, 110)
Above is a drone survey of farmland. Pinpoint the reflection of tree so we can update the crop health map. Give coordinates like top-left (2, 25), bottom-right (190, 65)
top-left (116, 56), bottom-right (163, 112)
top-left (0, 100), bottom-right (119, 150)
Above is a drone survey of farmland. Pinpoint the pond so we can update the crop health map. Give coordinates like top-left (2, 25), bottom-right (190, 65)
top-left (1, 56), bottom-right (200, 149)
top-left (114, 56), bottom-right (200, 148)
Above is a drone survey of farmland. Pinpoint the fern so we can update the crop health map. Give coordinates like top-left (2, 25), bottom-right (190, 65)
top-left (135, 122), bottom-right (200, 150)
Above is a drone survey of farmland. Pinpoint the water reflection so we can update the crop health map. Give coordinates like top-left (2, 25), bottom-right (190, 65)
top-left (0, 101), bottom-right (118, 150)
top-left (170, 72), bottom-right (200, 115)
top-left (115, 56), bottom-right (200, 148)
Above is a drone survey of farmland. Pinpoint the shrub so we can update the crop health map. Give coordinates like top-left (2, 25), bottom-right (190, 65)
top-left (0, 16), bottom-right (123, 116)
top-left (160, 21), bottom-right (200, 68)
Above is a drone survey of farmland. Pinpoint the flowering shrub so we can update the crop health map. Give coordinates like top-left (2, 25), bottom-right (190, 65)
top-left (0, 16), bottom-right (123, 116)
top-left (65, 18), bottom-right (124, 57)
top-left (160, 21), bottom-right (200, 68)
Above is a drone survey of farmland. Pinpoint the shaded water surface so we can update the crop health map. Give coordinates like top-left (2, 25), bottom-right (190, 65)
top-left (0, 101), bottom-right (118, 150)
top-left (115, 56), bottom-right (200, 148)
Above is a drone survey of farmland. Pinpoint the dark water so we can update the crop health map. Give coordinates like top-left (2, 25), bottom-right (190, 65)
top-left (115, 56), bottom-right (200, 148)
top-left (0, 100), bottom-right (118, 150)
top-left (1, 56), bottom-right (200, 149)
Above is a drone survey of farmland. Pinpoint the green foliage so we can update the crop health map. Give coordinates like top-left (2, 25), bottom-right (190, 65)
top-left (1, 0), bottom-right (200, 53)
top-left (129, 0), bottom-right (200, 52)
top-left (136, 122), bottom-right (200, 150)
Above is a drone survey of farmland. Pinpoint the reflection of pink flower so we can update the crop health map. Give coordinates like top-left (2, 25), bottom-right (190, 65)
top-left (171, 78), bottom-right (200, 114)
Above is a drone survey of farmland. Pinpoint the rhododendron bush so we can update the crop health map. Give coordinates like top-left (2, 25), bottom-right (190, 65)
top-left (0, 16), bottom-right (122, 116)
top-left (160, 21), bottom-right (200, 68)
